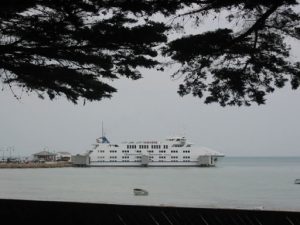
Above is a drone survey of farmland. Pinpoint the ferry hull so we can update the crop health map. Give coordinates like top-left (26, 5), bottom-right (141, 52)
top-left (89, 156), bottom-right (223, 167)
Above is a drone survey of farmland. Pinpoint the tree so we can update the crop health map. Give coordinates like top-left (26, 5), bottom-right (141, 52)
top-left (1, 0), bottom-right (300, 106)
top-left (163, 0), bottom-right (300, 106)
top-left (0, 0), bottom-right (169, 103)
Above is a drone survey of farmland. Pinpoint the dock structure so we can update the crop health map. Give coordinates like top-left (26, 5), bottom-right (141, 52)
top-left (0, 199), bottom-right (299, 225)
top-left (71, 154), bottom-right (90, 167)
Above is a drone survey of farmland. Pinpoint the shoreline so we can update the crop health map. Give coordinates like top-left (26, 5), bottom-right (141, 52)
top-left (0, 162), bottom-right (72, 168)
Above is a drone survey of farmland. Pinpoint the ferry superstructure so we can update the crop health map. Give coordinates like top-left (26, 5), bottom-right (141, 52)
top-left (88, 136), bottom-right (224, 167)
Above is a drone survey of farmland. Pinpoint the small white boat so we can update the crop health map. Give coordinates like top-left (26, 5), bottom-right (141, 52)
top-left (133, 188), bottom-right (148, 196)
top-left (295, 179), bottom-right (300, 184)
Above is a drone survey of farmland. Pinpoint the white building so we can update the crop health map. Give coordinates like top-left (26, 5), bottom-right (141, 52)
top-left (56, 152), bottom-right (71, 162)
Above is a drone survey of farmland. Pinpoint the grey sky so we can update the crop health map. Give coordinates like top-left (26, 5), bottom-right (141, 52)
top-left (1, 5), bottom-right (300, 158)
top-left (1, 63), bottom-right (300, 157)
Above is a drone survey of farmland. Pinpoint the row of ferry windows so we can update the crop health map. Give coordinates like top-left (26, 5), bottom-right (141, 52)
top-left (98, 149), bottom-right (189, 153)
top-left (127, 145), bottom-right (168, 149)
top-left (101, 156), bottom-right (190, 159)
top-left (95, 159), bottom-right (191, 162)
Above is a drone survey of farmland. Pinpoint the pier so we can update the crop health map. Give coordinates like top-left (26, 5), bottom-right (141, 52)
top-left (0, 162), bottom-right (71, 168)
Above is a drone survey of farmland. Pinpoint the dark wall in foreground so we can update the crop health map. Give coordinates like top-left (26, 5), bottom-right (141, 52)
top-left (0, 199), bottom-right (299, 225)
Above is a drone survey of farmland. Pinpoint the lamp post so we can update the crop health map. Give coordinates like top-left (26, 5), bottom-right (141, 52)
top-left (0, 149), bottom-right (5, 161)
top-left (7, 146), bottom-right (14, 161)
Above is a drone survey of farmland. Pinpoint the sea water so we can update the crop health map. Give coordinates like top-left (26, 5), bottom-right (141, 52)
top-left (0, 157), bottom-right (299, 211)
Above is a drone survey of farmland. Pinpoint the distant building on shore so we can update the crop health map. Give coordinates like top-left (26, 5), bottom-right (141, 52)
top-left (33, 151), bottom-right (56, 162)
top-left (56, 152), bottom-right (71, 162)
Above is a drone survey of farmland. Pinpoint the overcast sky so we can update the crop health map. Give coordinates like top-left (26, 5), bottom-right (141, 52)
top-left (1, 6), bottom-right (300, 158)
top-left (1, 62), bottom-right (300, 157)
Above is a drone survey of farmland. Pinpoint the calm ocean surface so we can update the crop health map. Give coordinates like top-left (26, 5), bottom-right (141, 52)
top-left (0, 157), bottom-right (299, 211)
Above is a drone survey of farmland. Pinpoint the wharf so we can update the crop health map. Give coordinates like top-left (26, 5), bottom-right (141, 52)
top-left (0, 199), bottom-right (299, 225)
top-left (0, 162), bottom-right (71, 168)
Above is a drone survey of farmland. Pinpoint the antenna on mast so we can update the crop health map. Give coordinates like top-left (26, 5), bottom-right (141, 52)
top-left (101, 121), bottom-right (104, 137)
top-left (100, 121), bottom-right (110, 144)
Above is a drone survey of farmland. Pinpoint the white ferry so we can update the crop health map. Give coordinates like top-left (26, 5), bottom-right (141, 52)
top-left (88, 136), bottom-right (224, 167)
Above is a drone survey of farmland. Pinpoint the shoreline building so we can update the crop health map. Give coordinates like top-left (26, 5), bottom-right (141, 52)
top-left (33, 151), bottom-right (56, 162)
